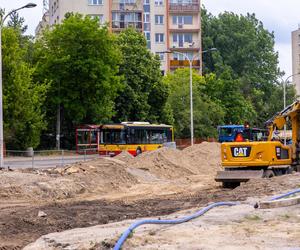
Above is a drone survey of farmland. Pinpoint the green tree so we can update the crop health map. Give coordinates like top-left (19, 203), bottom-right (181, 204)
top-left (201, 9), bottom-right (289, 126)
top-left (114, 29), bottom-right (168, 123)
top-left (204, 68), bottom-right (257, 124)
top-left (2, 27), bottom-right (47, 149)
top-left (164, 69), bottom-right (225, 138)
top-left (34, 14), bottom-right (121, 147)
top-left (7, 11), bottom-right (28, 33)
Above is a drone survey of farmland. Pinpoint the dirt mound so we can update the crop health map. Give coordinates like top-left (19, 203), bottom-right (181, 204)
top-left (0, 158), bottom-right (138, 201)
top-left (234, 172), bottom-right (300, 197)
top-left (183, 142), bottom-right (221, 172)
top-left (0, 143), bottom-right (222, 201)
top-left (114, 150), bottom-right (134, 162)
top-left (127, 143), bottom-right (221, 179)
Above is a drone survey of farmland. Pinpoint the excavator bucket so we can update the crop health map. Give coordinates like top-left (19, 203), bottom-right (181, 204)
top-left (215, 170), bottom-right (264, 183)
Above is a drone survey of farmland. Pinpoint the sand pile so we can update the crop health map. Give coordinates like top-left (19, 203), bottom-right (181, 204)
top-left (183, 142), bottom-right (221, 172)
top-left (0, 158), bottom-right (138, 201)
top-left (127, 142), bottom-right (221, 179)
top-left (127, 148), bottom-right (194, 179)
top-left (0, 142), bottom-right (221, 201)
top-left (114, 150), bottom-right (134, 162)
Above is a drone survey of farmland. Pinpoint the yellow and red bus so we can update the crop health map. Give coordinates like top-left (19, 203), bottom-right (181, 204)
top-left (99, 122), bottom-right (174, 156)
top-left (76, 122), bottom-right (175, 156)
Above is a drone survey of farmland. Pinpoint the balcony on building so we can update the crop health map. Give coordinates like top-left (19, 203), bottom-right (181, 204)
top-left (170, 40), bottom-right (200, 51)
top-left (111, 11), bottom-right (142, 32)
top-left (169, 0), bottom-right (200, 13)
top-left (170, 59), bottom-right (200, 69)
top-left (112, 0), bottom-right (143, 11)
top-left (169, 26), bottom-right (199, 33)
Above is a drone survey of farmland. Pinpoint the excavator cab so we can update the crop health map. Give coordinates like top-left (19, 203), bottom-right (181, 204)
top-left (215, 101), bottom-right (300, 187)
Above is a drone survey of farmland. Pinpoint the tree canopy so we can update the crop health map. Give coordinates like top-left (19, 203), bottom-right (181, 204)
top-left (2, 27), bottom-right (47, 149)
top-left (114, 29), bottom-right (168, 123)
top-left (164, 69), bottom-right (225, 138)
top-left (202, 9), bottom-right (296, 126)
top-left (34, 13), bottom-right (122, 147)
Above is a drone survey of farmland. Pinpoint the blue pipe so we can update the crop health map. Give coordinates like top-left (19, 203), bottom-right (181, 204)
top-left (113, 201), bottom-right (237, 250)
top-left (269, 188), bottom-right (300, 201)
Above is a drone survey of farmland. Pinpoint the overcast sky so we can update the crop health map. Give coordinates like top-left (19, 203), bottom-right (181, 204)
top-left (1, 0), bottom-right (299, 77)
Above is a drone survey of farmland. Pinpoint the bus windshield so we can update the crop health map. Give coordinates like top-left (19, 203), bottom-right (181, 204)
top-left (101, 129), bottom-right (126, 144)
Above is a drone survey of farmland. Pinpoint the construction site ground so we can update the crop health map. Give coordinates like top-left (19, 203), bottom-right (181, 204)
top-left (0, 142), bottom-right (299, 249)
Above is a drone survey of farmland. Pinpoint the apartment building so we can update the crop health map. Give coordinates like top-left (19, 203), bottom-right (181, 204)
top-left (44, 0), bottom-right (201, 73)
top-left (292, 27), bottom-right (300, 96)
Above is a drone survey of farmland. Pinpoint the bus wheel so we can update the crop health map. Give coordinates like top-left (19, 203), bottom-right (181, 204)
top-left (136, 148), bottom-right (142, 156)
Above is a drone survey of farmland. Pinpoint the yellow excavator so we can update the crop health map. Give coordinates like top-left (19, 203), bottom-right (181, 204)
top-left (215, 101), bottom-right (300, 187)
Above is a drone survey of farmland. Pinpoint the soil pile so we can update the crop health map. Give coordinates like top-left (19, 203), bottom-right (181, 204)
top-left (127, 142), bottom-right (221, 179)
top-left (114, 150), bottom-right (134, 162)
top-left (0, 142), bottom-right (222, 201)
top-left (234, 172), bottom-right (300, 197)
top-left (0, 158), bottom-right (138, 201)
top-left (183, 142), bottom-right (221, 172)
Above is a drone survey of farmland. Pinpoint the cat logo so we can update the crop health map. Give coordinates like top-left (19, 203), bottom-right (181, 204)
top-left (231, 147), bottom-right (251, 157)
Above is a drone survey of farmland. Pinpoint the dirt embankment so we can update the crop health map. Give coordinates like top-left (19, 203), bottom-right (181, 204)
top-left (0, 142), bottom-right (222, 203)
top-left (1, 142), bottom-right (299, 249)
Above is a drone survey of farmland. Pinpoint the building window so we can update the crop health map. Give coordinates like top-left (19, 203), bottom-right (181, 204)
top-left (173, 52), bottom-right (193, 60)
top-left (155, 33), bottom-right (164, 43)
top-left (144, 31), bottom-right (151, 41)
top-left (112, 12), bottom-right (142, 29)
top-left (172, 33), bottom-right (193, 47)
top-left (170, 0), bottom-right (192, 4)
top-left (172, 15), bottom-right (193, 25)
top-left (120, 0), bottom-right (136, 4)
top-left (144, 13), bottom-right (150, 23)
top-left (156, 52), bottom-right (165, 61)
top-left (155, 15), bottom-right (164, 25)
top-left (88, 0), bottom-right (103, 5)
top-left (155, 0), bottom-right (163, 6)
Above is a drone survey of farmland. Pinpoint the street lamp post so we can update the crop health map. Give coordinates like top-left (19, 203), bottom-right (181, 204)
top-left (164, 48), bottom-right (217, 146)
top-left (282, 73), bottom-right (300, 145)
top-left (0, 3), bottom-right (37, 168)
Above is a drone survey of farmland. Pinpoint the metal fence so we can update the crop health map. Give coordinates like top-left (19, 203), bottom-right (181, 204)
top-left (4, 149), bottom-right (100, 169)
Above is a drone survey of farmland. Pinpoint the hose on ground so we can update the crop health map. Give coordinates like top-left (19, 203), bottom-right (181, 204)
top-left (113, 201), bottom-right (237, 250)
top-left (269, 188), bottom-right (300, 201)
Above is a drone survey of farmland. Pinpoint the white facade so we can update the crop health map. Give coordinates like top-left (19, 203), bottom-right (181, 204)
top-left (292, 28), bottom-right (300, 96)
top-left (44, 0), bottom-right (201, 73)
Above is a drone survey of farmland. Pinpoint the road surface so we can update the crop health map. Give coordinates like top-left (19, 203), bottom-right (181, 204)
top-left (4, 154), bottom-right (101, 169)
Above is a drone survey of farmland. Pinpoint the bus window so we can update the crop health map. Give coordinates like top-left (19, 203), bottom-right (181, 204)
top-left (90, 131), bottom-right (97, 144)
top-left (149, 129), bottom-right (166, 144)
top-left (78, 131), bottom-right (89, 144)
top-left (101, 129), bottom-right (125, 144)
top-left (167, 129), bottom-right (172, 142)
